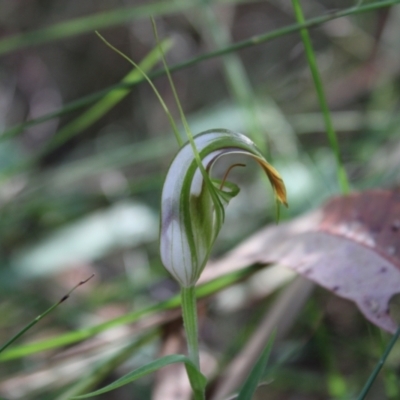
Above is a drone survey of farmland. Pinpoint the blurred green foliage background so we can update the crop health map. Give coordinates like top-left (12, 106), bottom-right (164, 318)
top-left (0, 1), bottom-right (400, 399)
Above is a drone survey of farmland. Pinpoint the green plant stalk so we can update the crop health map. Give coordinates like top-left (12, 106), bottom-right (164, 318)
top-left (357, 324), bottom-right (400, 400)
top-left (1, 0), bottom-right (398, 143)
top-left (291, 0), bottom-right (350, 194)
top-left (180, 286), bottom-right (205, 400)
top-left (181, 286), bottom-right (201, 369)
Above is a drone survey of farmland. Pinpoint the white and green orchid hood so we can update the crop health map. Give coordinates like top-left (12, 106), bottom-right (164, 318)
top-left (160, 129), bottom-right (287, 287)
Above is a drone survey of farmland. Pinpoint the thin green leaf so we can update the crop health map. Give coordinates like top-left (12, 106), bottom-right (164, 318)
top-left (237, 331), bottom-right (276, 400)
top-left (71, 354), bottom-right (206, 399)
top-left (186, 360), bottom-right (208, 399)
top-left (55, 331), bottom-right (158, 400)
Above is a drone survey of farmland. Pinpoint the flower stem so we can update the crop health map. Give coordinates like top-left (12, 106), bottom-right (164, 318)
top-left (181, 286), bottom-right (206, 400)
top-left (181, 286), bottom-right (201, 369)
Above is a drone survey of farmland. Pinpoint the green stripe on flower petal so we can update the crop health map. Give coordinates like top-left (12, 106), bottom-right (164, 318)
top-left (160, 129), bottom-right (287, 287)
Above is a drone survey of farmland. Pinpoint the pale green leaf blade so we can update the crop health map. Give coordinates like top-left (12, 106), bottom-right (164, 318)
top-left (237, 331), bottom-right (275, 400)
top-left (55, 332), bottom-right (157, 400)
top-left (71, 354), bottom-right (205, 399)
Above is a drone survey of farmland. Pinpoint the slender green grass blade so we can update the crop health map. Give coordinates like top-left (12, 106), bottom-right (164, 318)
top-left (237, 331), bottom-right (276, 400)
top-left (0, 303), bottom-right (60, 355)
top-left (70, 354), bottom-right (205, 399)
top-left (0, 266), bottom-right (258, 361)
top-left (0, 274), bottom-right (94, 354)
top-left (0, 300), bottom-right (173, 362)
top-left (357, 324), bottom-right (400, 400)
top-left (291, 0), bottom-right (350, 194)
top-left (1, 1), bottom-right (397, 143)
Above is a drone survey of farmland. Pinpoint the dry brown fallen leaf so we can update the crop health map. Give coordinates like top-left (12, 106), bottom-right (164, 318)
top-left (202, 189), bottom-right (400, 333)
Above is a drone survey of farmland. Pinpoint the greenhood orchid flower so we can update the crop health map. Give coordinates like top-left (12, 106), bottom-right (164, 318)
top-left (160, 129), bottom-right (287, 288)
